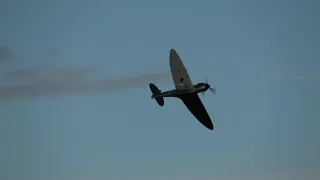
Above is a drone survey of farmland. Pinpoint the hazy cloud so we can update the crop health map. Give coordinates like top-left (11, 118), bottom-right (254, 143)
top-left (0, 67), bottom-right (171, 99)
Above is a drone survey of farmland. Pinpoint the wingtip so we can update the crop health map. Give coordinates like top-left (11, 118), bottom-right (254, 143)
top-left (207, 122), bottom-right (214, 130)
top-left (170, 48), bottom-right (176, 53)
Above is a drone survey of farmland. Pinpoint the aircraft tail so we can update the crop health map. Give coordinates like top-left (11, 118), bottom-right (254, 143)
top-left (149, 83), bottom-right (164, 106)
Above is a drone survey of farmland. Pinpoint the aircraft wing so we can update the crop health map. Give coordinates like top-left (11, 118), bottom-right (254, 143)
top-left (179, 93), bottom-right (214, 130)
top-left (169, 49), bottom-right (195, 92)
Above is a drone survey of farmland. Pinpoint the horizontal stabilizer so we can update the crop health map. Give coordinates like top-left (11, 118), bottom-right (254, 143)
top-left (149, 83), bottom-right (164, 106)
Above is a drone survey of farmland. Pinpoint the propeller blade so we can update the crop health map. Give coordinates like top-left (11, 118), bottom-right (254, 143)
top-left (209, 88), bottom-right (216, 95)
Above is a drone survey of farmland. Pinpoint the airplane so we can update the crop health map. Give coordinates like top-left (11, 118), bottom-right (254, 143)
top-left (149, 48), bottom-right (216, 130)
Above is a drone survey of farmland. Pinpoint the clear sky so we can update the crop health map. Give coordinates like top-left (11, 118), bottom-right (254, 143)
top-left (0, 0), bottom-right (319, 180)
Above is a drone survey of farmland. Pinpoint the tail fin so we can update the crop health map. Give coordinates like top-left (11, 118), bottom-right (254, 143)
top-left (149, 83), bottom-right (164, 106)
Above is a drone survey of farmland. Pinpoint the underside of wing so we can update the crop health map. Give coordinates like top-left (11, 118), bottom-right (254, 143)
top-left (179, 93), bottom-right (214, 130)
top-left (169, 49), bottom-right (195, 92)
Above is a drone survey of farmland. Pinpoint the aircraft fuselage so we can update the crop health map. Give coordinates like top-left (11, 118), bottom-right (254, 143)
top-left (151, 82), bottom-right (210, 99)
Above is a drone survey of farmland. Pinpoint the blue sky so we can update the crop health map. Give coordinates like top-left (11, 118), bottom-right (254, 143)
top-left (0, 0), bottom-right (319, 180)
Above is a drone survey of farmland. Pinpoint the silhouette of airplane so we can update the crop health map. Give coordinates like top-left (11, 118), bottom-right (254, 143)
top-left (149, 48), bottom-right (216, 130)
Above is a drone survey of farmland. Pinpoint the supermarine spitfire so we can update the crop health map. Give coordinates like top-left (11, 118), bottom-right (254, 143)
top-left (149, 48), bottom-right (216, 130)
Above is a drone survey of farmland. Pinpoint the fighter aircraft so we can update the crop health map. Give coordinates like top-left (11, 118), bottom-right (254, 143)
top-left (149, 48), bottom-right (216, 130)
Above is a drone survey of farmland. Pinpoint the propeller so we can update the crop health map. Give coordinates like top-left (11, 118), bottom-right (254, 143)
top-left (201, 77), bottom-right (216, 97)
top-left (209, 87), bottom-right (216, 94)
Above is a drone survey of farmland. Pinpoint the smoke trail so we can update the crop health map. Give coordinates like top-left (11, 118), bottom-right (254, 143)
top-left (0, 67), bottom-right (171, 99)
top-left (5, 67), bottom-right (95, 84)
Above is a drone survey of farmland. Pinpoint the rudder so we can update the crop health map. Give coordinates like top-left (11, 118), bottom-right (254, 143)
top-left (149, 83), bottom-right (164, 106)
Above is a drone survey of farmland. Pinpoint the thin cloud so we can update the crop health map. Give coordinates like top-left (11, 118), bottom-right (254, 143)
top-left (0, 67), bottom-right (171, 99)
